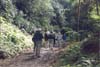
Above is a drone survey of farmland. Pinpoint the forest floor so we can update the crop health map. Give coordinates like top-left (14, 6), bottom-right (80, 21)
top-left (0, 47), bottom-right (64, 67)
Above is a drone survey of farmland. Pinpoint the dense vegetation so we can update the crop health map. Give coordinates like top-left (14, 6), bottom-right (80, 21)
top-left (0, 0), bottom-right (100, 66)
top-left (1, 0), bottom-right (99, 33)
top-left (0, 16), bottom-right (33, 58)
top-left (53, 37), bottom-right (99, 67)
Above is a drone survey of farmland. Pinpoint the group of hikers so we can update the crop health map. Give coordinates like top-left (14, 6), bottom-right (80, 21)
top-left (32, 28), bottom-right (67, 58)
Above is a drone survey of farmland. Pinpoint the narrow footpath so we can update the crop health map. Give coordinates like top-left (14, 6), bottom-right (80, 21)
top-left (0, 48), bottom-right (63, 67)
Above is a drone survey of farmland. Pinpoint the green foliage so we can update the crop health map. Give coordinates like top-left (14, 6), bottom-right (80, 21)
top-left (14, 12), bottom-right (36, 33)
top-left (0, 16), bottom-right (6, 23)
top-left (0, 0), bottom-right (17, 21)
top-left (0, 16), bottom-right (33, 57)
top-left (59, 42), bottom-right (81, 64)
top-left (0, 0), bottom-right (100, 34)
top-left (80, 37), bottom-right (99, 54)
top-left (0, 0), bottom-right (100, 63)
top-left (58, 41), bottom-right (100, 67)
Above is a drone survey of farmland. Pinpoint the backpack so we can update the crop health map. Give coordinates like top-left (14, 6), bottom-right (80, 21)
top-left (62, 34), bottom-right (67, 40)
top-left (32, 31), bottom-right (43, 42)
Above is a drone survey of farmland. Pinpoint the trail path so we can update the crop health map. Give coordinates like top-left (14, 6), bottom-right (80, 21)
top-left (0, 48), bottom-right (62, 67)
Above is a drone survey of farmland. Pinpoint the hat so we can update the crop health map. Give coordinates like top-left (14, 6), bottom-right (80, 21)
top-left (46, 31), bottom-right (50, 34)
top-left (38, 28), bottom-right (42, 31)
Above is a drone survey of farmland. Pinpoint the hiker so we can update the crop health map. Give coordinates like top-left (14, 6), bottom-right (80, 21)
top-left (53, 31), bottom-right (56, 47)
top-left (32, 28), bottom-right (43, 58)
top-left (44, 31), bottom-right (50, 48)
top-left (62, 33), bottom-right (67, 48)
top-left (55, 31), bottom-right (63, 49)
top-left (50, 31), bottom-right (56, 48)
top-left (48, 31), bottom-right (55, 50)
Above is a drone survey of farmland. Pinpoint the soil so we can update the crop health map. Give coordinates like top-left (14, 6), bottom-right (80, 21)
top-left (0, 48), bottom-right (62, 67)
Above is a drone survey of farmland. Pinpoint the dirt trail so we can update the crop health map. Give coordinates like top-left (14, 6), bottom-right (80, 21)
top-left (0, 48), bottom-right (61, 67)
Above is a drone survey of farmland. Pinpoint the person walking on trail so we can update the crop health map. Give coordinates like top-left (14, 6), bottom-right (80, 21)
top-left (32, 28), bottom-right (43, 58)
top-left (55, 32), bottom-right (63, 49)
top-left (44, 31), bottom-right (50, 48)
top-left (62, 33), bottom-right (67, 48)
top-left (44, 31), bottom-right (55, 50)
top-left (48, 31), bottom-right (55, 50)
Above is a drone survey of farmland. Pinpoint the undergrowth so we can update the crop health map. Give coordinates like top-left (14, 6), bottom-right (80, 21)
top-left (0, 17), bottom-right (33, 58)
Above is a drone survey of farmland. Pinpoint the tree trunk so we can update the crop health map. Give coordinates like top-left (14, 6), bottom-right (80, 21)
top-left (96, 0), bottom-right (99, 15)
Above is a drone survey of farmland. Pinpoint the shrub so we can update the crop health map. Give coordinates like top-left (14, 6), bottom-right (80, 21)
top-left (58, 40), bottom-right (100, 67)
top-left (80, 37), bottom-right (99, 54)
top-left (0, 16), bottom-right (33, 58)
